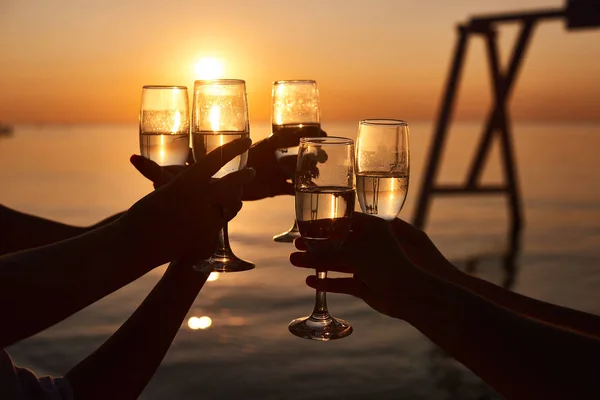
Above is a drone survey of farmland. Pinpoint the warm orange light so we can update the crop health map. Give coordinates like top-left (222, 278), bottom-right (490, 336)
top-left (170, 112), bottom-right (182, 133)
top-left (209, 105), bottom-right (221, 131)
top-left (159, 135), bottom-right (165, 164)
top-left (194, 57), bottom-right (225, 80)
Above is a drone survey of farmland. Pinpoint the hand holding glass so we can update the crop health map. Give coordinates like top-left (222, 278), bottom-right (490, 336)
top-left (272, 80), bottom-right (322, 243)
top-left (191, 79), bottom-right (253, 273)
top-left (289, 136), bottom-right (355, 341)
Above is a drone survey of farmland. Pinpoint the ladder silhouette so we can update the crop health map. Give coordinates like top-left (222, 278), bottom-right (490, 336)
top-left (412, 1), bottom-right (600, 233)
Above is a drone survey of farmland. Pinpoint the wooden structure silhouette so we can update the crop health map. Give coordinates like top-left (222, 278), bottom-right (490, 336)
top-left (412, 0), bottom-right (600, 232)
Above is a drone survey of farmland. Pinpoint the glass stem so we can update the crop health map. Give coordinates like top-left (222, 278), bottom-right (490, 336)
top-left (311, 271), bottom-right (331, 321)
top-left (215, 224), bottom-right (233, 256)
top-left (290, 219), bottom-right (299, 232)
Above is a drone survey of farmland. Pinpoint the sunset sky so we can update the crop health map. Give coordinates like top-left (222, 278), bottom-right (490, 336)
top-left (0, 0), bottom-right (599, 124)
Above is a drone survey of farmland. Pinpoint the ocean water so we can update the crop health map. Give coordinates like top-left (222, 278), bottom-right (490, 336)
top-left (1, 121), bottom-right (599, 399)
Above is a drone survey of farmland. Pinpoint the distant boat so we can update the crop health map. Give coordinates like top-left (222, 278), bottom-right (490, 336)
top-left (0, 123), bottom-right (13, 136)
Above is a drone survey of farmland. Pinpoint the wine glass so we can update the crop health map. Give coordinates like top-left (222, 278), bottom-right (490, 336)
top-left (272, 80), bottom-right (322, 243)
top-left (139, 85), bottom-right (190, 166)
top-left (191, 79), bottom-right (254, 273)
top-left (289, 136), bottom-right (355, 341)
top-left (355, 119), bottom-right (410, 220)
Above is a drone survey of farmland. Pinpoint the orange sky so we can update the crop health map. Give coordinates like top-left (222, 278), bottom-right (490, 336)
top-left (0, 0), bottom-right (599, 124)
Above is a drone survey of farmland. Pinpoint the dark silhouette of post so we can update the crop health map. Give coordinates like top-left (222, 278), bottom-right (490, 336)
top-left (413, 0), bottom-right (600, 232)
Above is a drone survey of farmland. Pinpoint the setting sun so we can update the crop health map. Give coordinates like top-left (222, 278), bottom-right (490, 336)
top-left (194, 57), bottom-right (225, 80)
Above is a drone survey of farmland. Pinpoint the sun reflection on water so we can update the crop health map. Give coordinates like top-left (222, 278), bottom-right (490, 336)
top-left (188, 316), bottom-right (212, 330)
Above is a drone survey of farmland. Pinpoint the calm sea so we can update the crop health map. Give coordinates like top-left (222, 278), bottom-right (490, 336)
top-left (1, 121), bottom-right (599, 399)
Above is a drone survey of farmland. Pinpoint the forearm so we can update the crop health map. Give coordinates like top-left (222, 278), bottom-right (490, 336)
top-left (87, 211), bottom-right (126, 231)
top-left (0, 205), bottom-right (86, 255)
top-left (391, 217), bottom-right (600, 338)
top-left (0, 205), bottom-right (125, 255)
top-left (404, 272), bottom-right (600, 400)
top-left (0, 220), bottom-right (156, 347)
top-left (66, 259), bottom-right (208, 399)
top-left (448, 269), bottom-right (600, 338)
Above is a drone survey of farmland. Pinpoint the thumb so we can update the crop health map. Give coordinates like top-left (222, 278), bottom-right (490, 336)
top-left (273, 181), bottom-right (295, 197)
top-left (130, 155), bottom-right (167, 186)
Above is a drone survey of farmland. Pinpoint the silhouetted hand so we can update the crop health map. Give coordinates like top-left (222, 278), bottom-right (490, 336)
top-left (389, 218), bottom-right (458, 279)
top-left (121, 138), bottom-right (255, 266)
top-left (243, 127), bottom-right (327, 200)
top-left (130, 150), bottom-right (192, 189)
top-left (290, 213), bottom-right (426, 320)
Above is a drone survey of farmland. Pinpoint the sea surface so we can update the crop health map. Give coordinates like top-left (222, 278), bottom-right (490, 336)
top-left (1, 121), bottom-right (599, 399)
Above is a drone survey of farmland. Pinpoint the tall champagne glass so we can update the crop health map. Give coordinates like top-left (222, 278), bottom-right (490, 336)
top-left (139, 85), bottom-right (190, 166)
top-left (289, 137), bottom-right (355, 341)
top-left (355, 119), bottom-right (410, 220)
top-left (191, 79), bottom-right (254, 273)
top-left (272, 80), bottom-right (322, 243)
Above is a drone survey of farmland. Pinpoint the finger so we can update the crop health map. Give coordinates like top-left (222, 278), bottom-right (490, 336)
top-left (349, 212), bottom-right (394, 239)
top-left (277, 156), bottom-right (297, 177)
top-left (389, 217), bottom-right (422, 238)
top-left (293, 237), bottom-right (307, 251)
top-left (214, 200), bottom-right (243, 222)
top-left (273, 181), bottom-right (295, 197)
top-left (163, 165), bottom-right (187, 176)
top-left (130, 155), bottom-right (170, 187)
top-left (186, 137), bottom-right (252, 182)
top-left (305, 276), bottom-right (363, 297)
top-left (210, 167), bottom-right (256, 198)
top-left (289, 251), bottom-right (356, 274)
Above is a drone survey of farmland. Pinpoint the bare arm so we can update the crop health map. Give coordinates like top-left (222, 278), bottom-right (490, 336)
top-left (0, 138), bottom-right (253, 348)
top-left (0, 220), bottom-right (155, 348)
top-left (0, 204), bottom-right (124, 256)
top-left (403, 271), bottom-right (600, 400)
top-left (66, 258), bottom-right (207, 399)
top-left (390, 218), bottom-right (600, 338)
top-left (293, 214), bottom-right (600, 400)
top-left (446, 265), bottom-right (600, 337)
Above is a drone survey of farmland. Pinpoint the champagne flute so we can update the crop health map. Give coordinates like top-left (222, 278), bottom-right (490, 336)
top-left (289, 136), bottom-right (355, 341)
top-left (139, 85), bottom-right (190, 166)
top-left (191, 79), bottom-right (254, 273)
top-left (355, 119), bottom-right (410, 220)
top-left (272, 80), bottom-right (322, 243)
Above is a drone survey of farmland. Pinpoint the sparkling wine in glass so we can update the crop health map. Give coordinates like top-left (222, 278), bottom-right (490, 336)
top-left (271, 80), bottom-right (322, 243)
top-left (139, 85), bottom-right (190, 166)
top-left (289, 136), bottom-right (355, 341)
top-left (191, 79), bottom-right (254, 273)
top-left (356, 119), bottom-right (410, 220)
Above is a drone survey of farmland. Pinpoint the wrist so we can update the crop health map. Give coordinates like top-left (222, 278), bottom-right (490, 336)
top-left (108, 218), bottom-right (163, 273)
top-left (395, 268), bottom-right (447, 325)
top-left (165, 258), bottom-right (210, 281)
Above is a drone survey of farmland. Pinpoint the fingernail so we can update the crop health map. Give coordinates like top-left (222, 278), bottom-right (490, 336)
top-left (246, 167), bottom-right (256, 178)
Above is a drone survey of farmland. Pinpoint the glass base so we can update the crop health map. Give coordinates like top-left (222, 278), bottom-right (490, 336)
top-left (273, 221), bottom-right (301, 243)
top-left (193, 252), bottom-right (255, 273)
top-left (288, 315), bottom-right (353, 341)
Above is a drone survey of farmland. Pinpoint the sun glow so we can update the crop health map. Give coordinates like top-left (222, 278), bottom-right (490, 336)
top-left (194, 57), bottom-right (225, 80)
